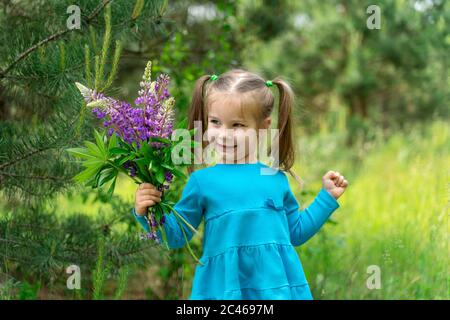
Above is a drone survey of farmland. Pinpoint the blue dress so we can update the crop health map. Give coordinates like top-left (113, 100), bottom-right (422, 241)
top-left (133, 161), bottom-right (340, 300)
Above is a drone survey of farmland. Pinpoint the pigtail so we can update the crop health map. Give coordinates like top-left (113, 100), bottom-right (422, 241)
top-left (187, 75), bottom-right (214, 175)
top-left (271, 78), bottom-right (303, 187)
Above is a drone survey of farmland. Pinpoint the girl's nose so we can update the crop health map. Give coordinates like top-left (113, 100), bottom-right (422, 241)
top-left (218, 129), bottom-right (236, 145)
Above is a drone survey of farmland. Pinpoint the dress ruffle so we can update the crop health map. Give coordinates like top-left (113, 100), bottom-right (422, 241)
top-left (191, 283), bottom-right (313, 300)
top-left (190, 242), bottom-right (312, 300)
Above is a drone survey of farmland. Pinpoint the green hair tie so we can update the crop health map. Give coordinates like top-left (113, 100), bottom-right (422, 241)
top-left (265, 80), bottom-right (273, 87)
top-left (210, 74), bottom-right (218, 81)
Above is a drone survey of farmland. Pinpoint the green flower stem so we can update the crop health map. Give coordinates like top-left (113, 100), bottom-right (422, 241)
top-left (146, 207), bottom-right (158, 241)
top-left (107, 160), bottom-right (142, 184)
top-left (158, 224), bottom-right (170, 251)
top-left (172, 211), bottom-right (203, 266)
top-left (161, 202), bottom-right (200, 236)
top-left (160, 202), bottom-right (203, 266)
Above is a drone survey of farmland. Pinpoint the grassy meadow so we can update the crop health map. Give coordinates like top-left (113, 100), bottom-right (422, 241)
top-left (295, 119), bottom-right (448, 299)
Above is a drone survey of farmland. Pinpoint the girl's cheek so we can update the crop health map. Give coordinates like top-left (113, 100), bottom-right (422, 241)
top-left (235, 134), bottom-right (246, 149)
top-left (235, 129), bottom-right (257, 148)
top-left (204, 127), bottom-right (220, 143)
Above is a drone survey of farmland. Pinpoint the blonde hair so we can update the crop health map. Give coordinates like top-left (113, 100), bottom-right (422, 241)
top-left (186, 68), bottom-right (302, 186)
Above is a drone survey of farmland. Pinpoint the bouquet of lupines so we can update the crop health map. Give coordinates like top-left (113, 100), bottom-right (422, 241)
top-left (67, 61), bottom-right (201, 264)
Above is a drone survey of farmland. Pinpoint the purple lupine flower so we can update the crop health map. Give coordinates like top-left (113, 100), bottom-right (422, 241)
top-left (92, 107), bottom-right (106, 119)
top-left (150, 217), bottom-right (158, 228)
top-left (164, 171), bottom-right (173, 183)
top-left (123, 161), bottom-right (138, 177)
top-left (75, 63), bottom-right (177, 247)
top-left (75, 61), bottom-right (175, 150)
top-left (129, 166), bottom-right (137, 177)
top-left (139, 232), bottom-right (159, 244)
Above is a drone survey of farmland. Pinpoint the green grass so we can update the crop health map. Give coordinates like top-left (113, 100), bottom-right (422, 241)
top-left (295, 120), bottom-right (449, 299)
top-left (48, 175), bottom-right (136, 218)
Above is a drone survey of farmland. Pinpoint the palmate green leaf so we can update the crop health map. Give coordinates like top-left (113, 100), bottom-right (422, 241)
top-left (148, 136), bottom-right (171, 144)
top-left (82, 158), bottom-right (107, 168)
top-left (119, 139), bottom-right (133, 152)
top-left (84, 141), bottom-right (104, 159)
top-left (148, 160), bottom-right (154, 171)
top-left (134, 157), bottom-right (148, 166)
top-left (73, 163), bottom-right (104, 183)
top-left (109, 147), bottom-right (128, 155)
top-left (107, 175), bottom-right (117, 197)
top-left (94, 129), bottom-right (107, 156)
top-left (139, 141), bottom-right (153, 161)
top-left (66, 147), bottom-right (96, 160)
top-left (161, 163), bottom-right (174, 171)
top-left (108, 132), bottom-right (118, 152)
top-left (171, 167), bottom-right (186, 179)
top-left (96, 167), bottom-right (118, 188)
top-left (134, 158), bottom-right (152, 182)
top-left (115, 151), bottom-right (135, 165)
top-left (155, 168), bottom-right (165, 184)
top-left (114, 155), bottom-right (131, 166)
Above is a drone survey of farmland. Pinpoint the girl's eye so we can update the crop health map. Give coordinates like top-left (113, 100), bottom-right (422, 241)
top-left (210, 119), bottom-right (220, 125)
top-left (234, 123), bottom-right (245, 128)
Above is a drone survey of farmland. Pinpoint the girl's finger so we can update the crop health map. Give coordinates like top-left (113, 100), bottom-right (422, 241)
top-left (343, 179), bottom-right (348, 187)
top-left (331, 175), bottom-right (340, 183)
top-left (324, 171), bottom-right (337, 180)
top-left (140, 183), bottom-right (154, 190)
top-left (140, 188), bottom-right (162, 197)
top-left (139, 199), bottom-right (156, 207)
top-left (139, 195), bottom-right (161, 202)
top-left (337, 176), bottom-right (344, 185)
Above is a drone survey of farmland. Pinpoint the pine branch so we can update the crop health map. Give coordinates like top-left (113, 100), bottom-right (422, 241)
top-left (0, 0), bottom-right (112, 79)
top-left (0, 171), bottom-right (66, 182)
top-left (0, 146), bottom-right (51, 170)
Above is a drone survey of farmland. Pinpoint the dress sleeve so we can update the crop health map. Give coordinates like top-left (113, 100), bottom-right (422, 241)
top-left (283, 176), bottom-right (340, 246)
top-left (132, 172), bottom-right (204, 249)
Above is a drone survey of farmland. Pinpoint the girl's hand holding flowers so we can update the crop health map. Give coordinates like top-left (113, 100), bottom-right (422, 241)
top-left (322, 170), bottom-right (348, 200)
top-left (135, 183), bottom-right (162, 216)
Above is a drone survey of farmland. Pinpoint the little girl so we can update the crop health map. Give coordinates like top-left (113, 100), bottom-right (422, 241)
top-left (132, 69), bottom-right (348, 300)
